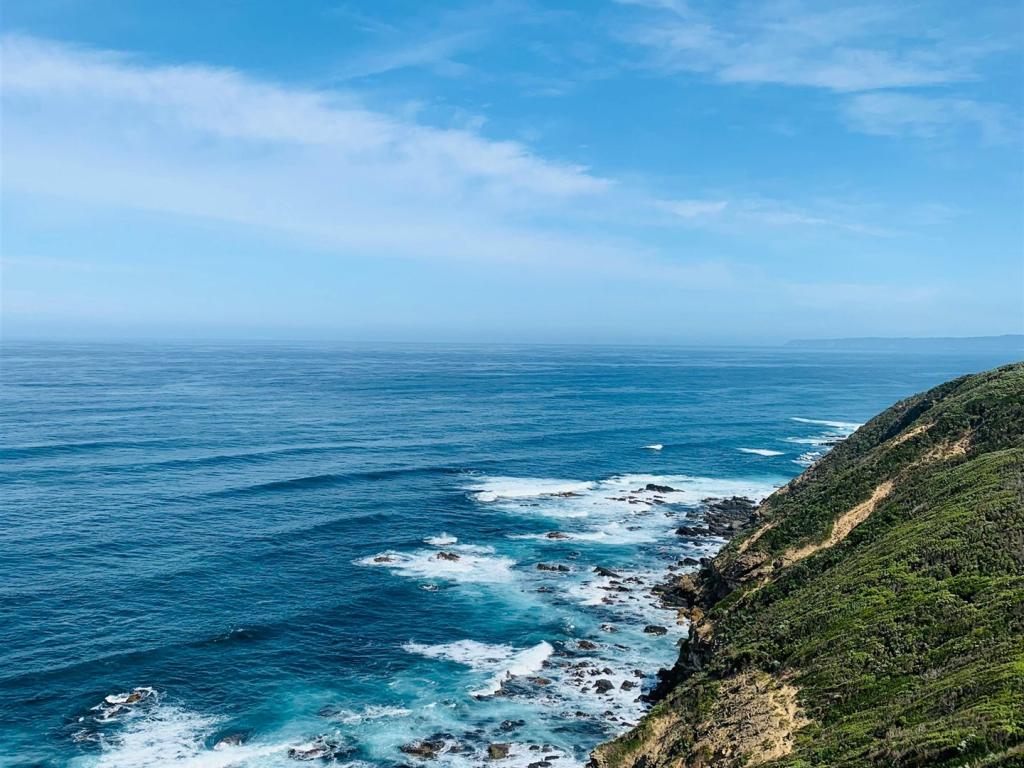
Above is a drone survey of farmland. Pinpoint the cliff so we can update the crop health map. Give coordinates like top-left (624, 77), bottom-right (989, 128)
top-left (594, 363), bottom-right (1024, 768)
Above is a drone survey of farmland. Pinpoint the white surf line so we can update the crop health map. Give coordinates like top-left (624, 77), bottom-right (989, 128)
top-left (790, 417), bottom-right (862, 430)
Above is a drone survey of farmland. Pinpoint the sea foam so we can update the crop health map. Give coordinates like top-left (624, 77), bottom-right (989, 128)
top-left (467, 477), bottom-right (596, 503)
top-left (403, 639), bottom-right (554, 697)
top-left (790, 417), bottom-right (863, 429)
top-left (357, 544), bottom-right (516, 584)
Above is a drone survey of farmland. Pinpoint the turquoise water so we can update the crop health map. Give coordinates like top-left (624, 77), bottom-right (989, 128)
top-left (1, 343), bottom-right (1014, 767)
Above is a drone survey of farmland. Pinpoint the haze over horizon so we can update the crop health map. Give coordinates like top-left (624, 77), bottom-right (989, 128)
top-left (2, 1), bottom-right (1022, 344)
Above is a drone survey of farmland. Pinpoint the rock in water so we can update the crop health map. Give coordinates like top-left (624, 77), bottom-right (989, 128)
top-left (488, 743), bottom-right (511, 760)
top-left (400, 740), bottom-right (446, 759)
top-left (644, 483), bottom-right (677, 493)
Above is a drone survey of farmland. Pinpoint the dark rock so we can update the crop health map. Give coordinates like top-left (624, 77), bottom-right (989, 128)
top-left (594, 679), bottom-right (615, 694)
top-left (488, 743), bottom-right (511, 760)
top-left (289, 735), bottom-right (353, 761)
top-left (620, 680), bottom-right (637, 691)
top-left (644, 483), bottom-right (677, 493)
top-left (536, 563), bottom-right (570, 572)
top-left (435, 552), bottom-right (460, 561)
top-left (644, 625), bottom-right (669, 636)
top-left (577, 640), bottom-right (598, 650)
top-left (593, 566), bottom-right (621, 578)
top-left (499, 719), bottom-right (525, 732)
top-left (400, 740), bottom-right (446, 759)
top-left (545, 531), bottom-right (570, 539)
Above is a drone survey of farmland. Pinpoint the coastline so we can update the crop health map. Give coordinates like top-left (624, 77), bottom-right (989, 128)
top-left (386, 484), bottom-right (778, 767)
top-left (590, 363), bottom-right (1024, 768)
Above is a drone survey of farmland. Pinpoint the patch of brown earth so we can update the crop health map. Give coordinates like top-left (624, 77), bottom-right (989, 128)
top-left (889, 422), bottom-right (931, 446)
top-left (781, 480), bottom-right (894, 566)
top-left (688, 670), bottom-right (810, 768)
top-left (593, 670), bottom-right (809, 768)
top-left (736, 521), bottom-right (774, 554)
top-left (921, 432), bottom-right (971, 463)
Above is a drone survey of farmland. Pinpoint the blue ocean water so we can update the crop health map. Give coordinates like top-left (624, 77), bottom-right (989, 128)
top-left (1, 343), bottom-right (1015, 768)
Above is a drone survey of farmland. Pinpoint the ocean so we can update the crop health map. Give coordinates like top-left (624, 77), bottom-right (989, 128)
top-left (1, 343), bottom-right (1015, 768)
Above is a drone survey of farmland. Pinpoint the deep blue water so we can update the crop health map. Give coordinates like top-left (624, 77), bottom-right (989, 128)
top-left (1, 343), bottom-right (1016, 768)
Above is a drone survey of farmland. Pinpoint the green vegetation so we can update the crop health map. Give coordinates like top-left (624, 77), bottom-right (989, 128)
top-left (595, 363), bottom-right (1024, 768)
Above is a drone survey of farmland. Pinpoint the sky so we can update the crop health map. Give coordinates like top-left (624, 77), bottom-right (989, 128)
top-left (1, 0), bottom-right (1022, 344)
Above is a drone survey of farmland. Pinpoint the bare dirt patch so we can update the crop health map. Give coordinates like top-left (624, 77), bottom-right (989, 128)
top-left (889, 422), bottom-right (931, 446)
top-left (687, 670), bottom-right (810, 767)
top-left (782, 480), bottom-right (894, 566)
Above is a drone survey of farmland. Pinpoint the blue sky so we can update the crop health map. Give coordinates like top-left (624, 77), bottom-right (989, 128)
top-left (1, 0), bottom-right (1022, 343)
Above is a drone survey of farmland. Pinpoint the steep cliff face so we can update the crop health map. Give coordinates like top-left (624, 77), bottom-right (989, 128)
top-left (594, 363), bottom-right (1024, 768)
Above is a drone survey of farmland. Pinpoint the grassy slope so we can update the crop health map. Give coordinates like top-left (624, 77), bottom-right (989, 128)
top-left (595, 363), bottom-right (1024, 768)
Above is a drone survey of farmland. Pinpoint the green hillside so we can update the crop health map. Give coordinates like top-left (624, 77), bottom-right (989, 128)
top-left (594, 363), bottom-right (1024, 768)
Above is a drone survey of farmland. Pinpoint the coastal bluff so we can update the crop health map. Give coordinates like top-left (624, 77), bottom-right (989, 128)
top-left (593, 363), bottom-right (1024, 768)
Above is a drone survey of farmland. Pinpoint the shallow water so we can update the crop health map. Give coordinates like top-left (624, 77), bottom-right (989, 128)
top-left (0, 343), bottom-right (1013, 767)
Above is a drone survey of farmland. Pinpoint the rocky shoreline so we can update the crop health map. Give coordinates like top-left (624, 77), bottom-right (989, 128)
top-left (384, 491), bottom-right (767, 766)
top-left (643, 496), bottom-right (764, 709)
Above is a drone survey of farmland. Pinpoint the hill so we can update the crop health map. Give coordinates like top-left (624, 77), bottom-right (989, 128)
top-left (593, 362), bottom-right (1024, 768)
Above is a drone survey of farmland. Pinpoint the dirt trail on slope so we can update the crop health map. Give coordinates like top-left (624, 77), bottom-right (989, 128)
top-left (782, 480), bottom-right (894, 566)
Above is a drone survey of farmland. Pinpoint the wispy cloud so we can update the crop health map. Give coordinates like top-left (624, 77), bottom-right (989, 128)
top-left (335, 30), bottom-right (483, 80)
top-left (612, 1), bottom-right (1020, 145)
top-left (657, 198), bottom-right (728, 218)
top-left (615, 1), bottom-right (979, 92)
top-left (656, 196), bottom-right (892, 236)
top-left (842, 92), bottom-right (1017, 143)
top-left (1, 34), bottom-right (628, 269)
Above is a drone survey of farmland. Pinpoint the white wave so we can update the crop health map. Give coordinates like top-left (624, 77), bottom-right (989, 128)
top-left (794, 450), bottom-right (824, 467)
top-left (403, 639), bottom-right (554, 697)
top-left (432, 742), bottom-right (586, 768)
top-left (330, 705), bottom-right (412, 725)
top-left (601, 474), bottom-right (779, 505)
top-left (569, 520), bottom-right (664, 545)
top-left (791, 417), bottom-right (862, 430)
top-left (424, 533), bottom-right (458, 546)
top-left (642, 444), bottom-right (663, 450)
top-left (357, 544), bottom-right (515, 584)
top-left (73, 701), bottom-right (294, 768)
top-left (474, 473), bottom-right (779, 514)
top-left (738, 448), bottom-right (784, 457)
top-left (467, 476), bottom-right (595, 503)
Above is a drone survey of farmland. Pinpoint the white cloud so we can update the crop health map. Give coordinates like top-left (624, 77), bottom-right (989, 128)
top-left (842, 92), bottom-right (1016, 143)
top-left (658, 198), bottom-right (728, 218)
top-left (2, 36), bottom-right (608, 199)
top-left (616, 1), bottom-right (976, 92)
top-left (0, 35), bottom-right (638, 271)
top-left (656, 196), bottom-right (890, 236)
